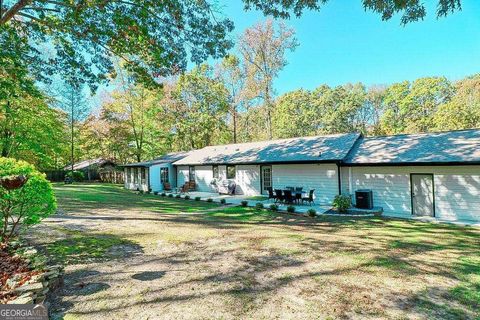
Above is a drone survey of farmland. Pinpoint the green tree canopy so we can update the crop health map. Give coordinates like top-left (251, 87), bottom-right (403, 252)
top-left (243, 0), bottom-right (462, 24)
top-left (0, 0), bottom-right (234, 89)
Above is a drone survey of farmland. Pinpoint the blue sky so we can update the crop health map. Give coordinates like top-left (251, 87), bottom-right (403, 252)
top-left (217, 0), bottom-right (480, 95)
top-left (91, 1), bottom-right (480, 108)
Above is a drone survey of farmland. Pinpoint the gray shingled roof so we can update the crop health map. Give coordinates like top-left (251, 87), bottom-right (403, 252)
top-left (63, 158), bottom-right (114, 170)
top-left (345, 129), bottom-right (480, 164)
top-left (122, 152), bottom-right (191, 167)
top-left (173, 133), bottom-right (361, 165)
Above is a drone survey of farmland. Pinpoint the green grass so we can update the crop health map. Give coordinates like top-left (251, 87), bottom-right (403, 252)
top-left (52, 183), bottom-right (219, 213)
top-left (206, 206), bottom-right (274, 222)
top-left (244, 196), bottom-right (269, 201)
top-left (45, 227), bottom-right (139, 264)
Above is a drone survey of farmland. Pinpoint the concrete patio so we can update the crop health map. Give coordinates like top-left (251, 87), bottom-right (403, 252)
top-left (164, 191), bottom-right (332, 214)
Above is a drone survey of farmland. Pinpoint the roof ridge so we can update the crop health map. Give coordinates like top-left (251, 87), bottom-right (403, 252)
top-left (364, 128), bottom-right (480, 140)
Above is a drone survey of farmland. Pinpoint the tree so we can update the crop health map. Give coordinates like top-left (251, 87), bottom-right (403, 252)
top-left (215, 55), bottom-right (248, 143)
top-left (168, 64), bottom-right (230, 150)
top-left (434, 74), bottom-right (480, 130)
top-left (56, 81), bottom-right (89, 177)
top-left (380, 78), bottom-right (454, 134)
top-left (238, 19), bottom-right (298, 139)
top-left (272, 89), bottom-right (317, 138)
top-left (0, 0), bottom-right (234, 89)
top-left (243, 0), bottom-right (462, 24)
top-left (0, 158), bottom-right (56, 244)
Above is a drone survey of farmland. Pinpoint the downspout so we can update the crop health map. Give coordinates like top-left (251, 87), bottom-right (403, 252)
top-left (336, 162), bottom-right (342, 195)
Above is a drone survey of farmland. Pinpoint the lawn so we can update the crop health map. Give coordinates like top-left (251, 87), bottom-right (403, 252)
top-left (28, 183), bottom-right (480, 320)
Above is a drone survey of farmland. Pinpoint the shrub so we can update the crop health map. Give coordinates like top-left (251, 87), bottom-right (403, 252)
top-left (175, 194), bottom-right (181, 198)
top-left (145, 191), bottom-right (151, 194)
top-left (269, 204), bottom-right (278, 211)
top-left (220, 198), bottom-right (226, 205)
top-left (240, 200), bottom-right (248, 207)
top-left (0, 158), bottom-right (56, 244)
top-left (184, 195), bottom-right (190, 200)
top-left (195, 196), bottom-right (201, 201)
top-left (65, 170), bottom-right (85, 182)
top-left (255, 202), bottom-right (264, 210)
top-left (287, 205), bottom-right (295, 213)
top-left (139, 190), bottom-right (144, 194)
top-left (307, 209), bottom-right (317, 217)
top-left (161, 192), bottom-right (166, 196)
top-left (168, 193), bottom-right (173, 198)
top-left (333, 194), bottom-right (352, 213)
top-left (153, 191), bottom-right (158, 195)
top-left (207, 198), bottom-right (213, 202)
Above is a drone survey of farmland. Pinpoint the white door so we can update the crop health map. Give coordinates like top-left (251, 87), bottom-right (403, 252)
top-left (411, 174), bottom-right (435, 217)
top-left (261, 166), bottom-right (272, 195)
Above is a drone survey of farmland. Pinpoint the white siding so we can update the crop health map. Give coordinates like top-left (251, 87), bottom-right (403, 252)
top-left (235, 165), bottom-right (261, 196)
top-left (343, 166), bottom-right (480, 222)
top-left (195, 165), bottom-right (215, 192)
top-left (272, 164), bottom-right (339, 205)
top-left (177, 166), bottom-right (189, 187)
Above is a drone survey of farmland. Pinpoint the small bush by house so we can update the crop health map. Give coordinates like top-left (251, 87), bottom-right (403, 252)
top-left (255, 202), bottom-right (264, 210)
top-left (333, 194), bottom-right (352, 213)
top-left (241, 200), bottom-right (248, 207)
top-left (287, 205), bottom-right (295, 213)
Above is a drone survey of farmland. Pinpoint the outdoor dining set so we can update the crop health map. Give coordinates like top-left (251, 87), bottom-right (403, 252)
top-left (267, 187), bottom-right (315, 205)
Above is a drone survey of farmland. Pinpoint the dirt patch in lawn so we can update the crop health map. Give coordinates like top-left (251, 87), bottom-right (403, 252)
top-left (27, 184), bottom-right (480, 320)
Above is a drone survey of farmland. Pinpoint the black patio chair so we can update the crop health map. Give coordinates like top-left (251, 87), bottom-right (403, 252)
top-left (302, 189), bottom-right (315, 206)
top-left (295, 192), bottom-right (302, 205)
top-left (267, 187), bottom-right (276, 202)
top-left (283, 189), bottom-right (294, 204)
top-left (286, 186), bottom-right (294, 191)
top-left (274, 189), bottom-right (284, 203)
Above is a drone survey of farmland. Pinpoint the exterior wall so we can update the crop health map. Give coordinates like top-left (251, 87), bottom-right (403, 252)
top-left (124, 167), bottom-right (149, 192)
top-left (177, 166), bottom-right (189, 188)
top-left (235, 165), bottom-right (261, 196)
top-left (195, 165), bottom-right (216, 192)
top-left (149, 163), bottom-right (176, 192)
top-left (342, 165), bottom-right (480, 222)
top-left (272, 164), bottom-right (339, 205)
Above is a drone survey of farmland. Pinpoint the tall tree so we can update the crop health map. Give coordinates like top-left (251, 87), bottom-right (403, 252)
top-left (56, 81), bottom-right (89, 175)
top-left (238, 19), bottom-right (298, 139)
top-left (168, 64), bottom-right (230, 150)
top-left (215, 55), bottom-right (248, 143)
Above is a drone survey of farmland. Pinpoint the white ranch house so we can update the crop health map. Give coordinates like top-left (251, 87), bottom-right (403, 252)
top-left (123, 129), bottom-right (480, 223)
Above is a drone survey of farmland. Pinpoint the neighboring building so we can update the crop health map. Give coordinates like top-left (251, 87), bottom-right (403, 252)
top-left (122, 128), bottom-right (480, 222)
top-left (122, 152), bottom-right (190, 192)
top-left (63, 158), bottom-right (116, 181)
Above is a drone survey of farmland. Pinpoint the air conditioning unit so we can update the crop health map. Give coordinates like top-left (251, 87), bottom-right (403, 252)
top-left (355, 189), bottom-right (373, 209)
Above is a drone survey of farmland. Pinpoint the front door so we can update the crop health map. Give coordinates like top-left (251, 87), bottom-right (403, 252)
top-left (261, 166), bottom-right (272, 195)
top-left (411, 174), bottom-right (435, 217)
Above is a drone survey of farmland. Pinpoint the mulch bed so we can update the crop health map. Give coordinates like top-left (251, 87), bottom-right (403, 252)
top-left (0, 244), bottom-right (40, 303)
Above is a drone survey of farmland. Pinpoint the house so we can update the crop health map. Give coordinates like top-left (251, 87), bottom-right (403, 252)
top-left (122, 152), bottom-right (190, 192)
top-left (341, 129), bottom-right (480, 222)
top-left (173, 133), bottom-right (360, 205)
top-left (122, 128), bottom-right (480, 222)
top-left (63, 158), bottom-right (116, 181)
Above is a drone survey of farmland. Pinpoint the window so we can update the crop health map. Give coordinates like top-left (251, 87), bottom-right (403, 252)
top-left (160, 167), bottom-right (169, 184)
top-left (134, 168), bottom-right (138, 184)
top-left (212, 165), bottom-right (219, 179)
top-left (141, 168), bottom-right (146, 182)
top-left (125, 168), bottom-right (130, 183)
top-left (227, 165), bottom-right (236, 179)
top-left (189, 166), bottom-right (195, 182)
